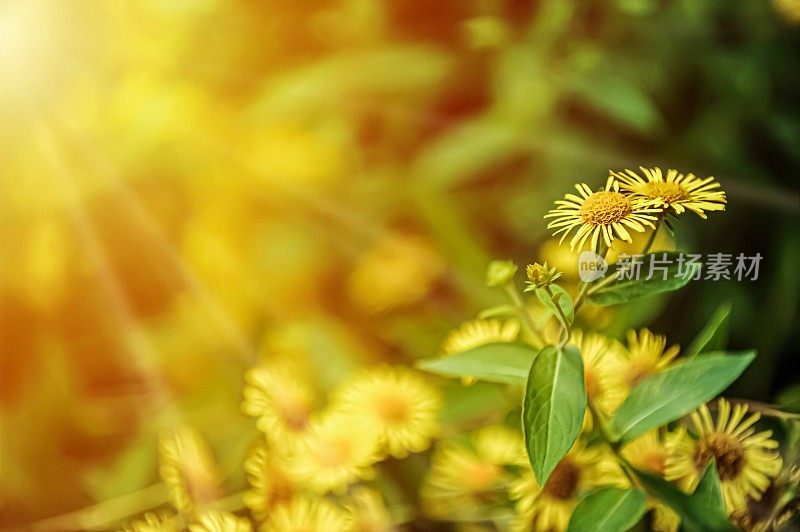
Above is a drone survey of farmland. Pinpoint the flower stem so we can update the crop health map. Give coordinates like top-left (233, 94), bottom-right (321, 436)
top-left (545, 285), bottom-right (572, 348)
top-left (642, 215), bottom-right (664, 254)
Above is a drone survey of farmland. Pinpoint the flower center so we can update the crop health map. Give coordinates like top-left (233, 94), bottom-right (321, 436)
top-left (638, 450), bottom-right (667, 476)
top-left (374, 393), bottom-right (410, 424)
top-left (694, 434), bottom-right (745, 481)
top-left (642, 182), bottom-right (688, 204)
top-left (579, 191), bottom-right (631, 225)
top-left (463, 462), bottom-right (502, 492)
top-left (543, 459), bottom-right (581, 500)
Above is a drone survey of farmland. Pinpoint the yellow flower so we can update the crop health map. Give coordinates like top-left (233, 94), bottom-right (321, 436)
top-left (510, 440), bottom-right (625, 532)
top-left (442, 319), bottom-right (520, 355)
top-left (569, 330), bottom-right (626, 416)
top-left (621, 432), bottom-right (680, 532)
top-left (610, 167), bottom-right (726, 219)
top-left (242, 363), bottom-right (315, 447)
top-left (189, 511), bottom-right (252, 532)
top-left (545, 177), bottom-right (661, 251)
top-left (665, 399), bottom-right (782, 513)
top-left (243, 439), bottom-right (296, 522)
top-left (260, 497), bottom-right (352, 532)
top-left (421, 425), bottom-right (525, 520)
top-left (159, 427), bottom-right (222, 516)
top-left (121, 513), bottom-right (180, 532)
top-left (330, 366), bottom-right (440, 458)
top-left (345, 487), bottom-right (395, 532)
top-left (526, 262), bottom-right (562, 289)
top-left (288, 412), bottom-right (381, 494)
top-left (610, 329), bottom-right (680, 390)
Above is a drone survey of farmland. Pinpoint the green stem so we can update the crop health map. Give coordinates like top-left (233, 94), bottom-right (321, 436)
top-left (587, 401), bottom-right (639, 488)
top-left (545, 285), bottom-right (572, 348)
top-left (504, 283), bottom-right (545, 346)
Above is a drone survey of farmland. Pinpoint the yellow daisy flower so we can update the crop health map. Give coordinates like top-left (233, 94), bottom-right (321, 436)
top-left (288, 412), bottom-right (382, 494)
top-left (569, 330), bottom-right (626, 416)
top-left (610, 167), bottom-right (726, 219)
top-left (622, 432), bottom-right (680, 532)
top-left (610, 329), bottom-right (680, 390)
top-left (330, 366), bottom-right (441, 458)
top-left (261, 497), bottom-right (352, 532)
top-left (243, 439), bottom-right (296, 522)
top-left (121, 513), bottom-right (180, 532)
top-left (421, 425), bottom-right (525, 520)
top-left (242, 363), bottom-right (315, 447)
top-left (159, 427), bottom-right (222, 516)
top-left (545, 177), bottom-right (661, 251)
top-left (345, 487), bottom-right (395, 532)
top-left (441, 318), bottom-right (520, 354)
top-left (665, 399), bottom-right (782, 513)
top-left (510, 440), bottom-right (625, 532)
top-left (188, 511), bottom-right (252, 532)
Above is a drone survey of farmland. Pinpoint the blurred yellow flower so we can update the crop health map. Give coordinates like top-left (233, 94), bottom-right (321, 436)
top-left (609, 329), bottom-right (680, 390)
top-left (288, 412), bottom-right (381, 494)
top-left (243, 440), bottom-right (296, 522)
top-left (331, 366), bottom-right (440, 458)
top-left (159, 427), bottom-right (222, 516)
top-left (545, 178), bottom-right (661, 251)
top-left (189, 510), bottom-right (252, 532)
top-left (665, 399), bottom-right (782, 513)
top-left (621, 432), bottom-right (680, 532)
top-left (510, 440), bottom-right (625, 532)
top-left (611, 167), bottom-right (726, 219)
top-left (569, 330), bottom-right (626, 416)
top-left (242, 363), bottom-right (316, 447)
top-left (261, 497), bottom-right (352, 532)
top-left (121, 513), bottom-right (180, 532)
top-left (421, 425), bottom-right (524, 520)
top-left (345, 487), bottom-right (395, 532)
top-left (347, 234), bottom-right (445, 313)
top-left (442, 319), bottom-right (520, 355)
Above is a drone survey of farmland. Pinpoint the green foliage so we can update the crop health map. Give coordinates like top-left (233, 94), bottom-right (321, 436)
top-left (587, 252), bottom-right (700, 306)
top-left (567, 487), bottom-right (647, 532)
top-left (607, 352), bottom-right (756, 441)
top-left (684, 303), bottom-right (732, 358)
top-left (523, 346), bottom-right (586, 485)
top-left (632, 462), bottom-right (734, 532)
top-left (416, 343), bottom-right (537, 385)
top-left (533, 285), bottom-right (575, 325)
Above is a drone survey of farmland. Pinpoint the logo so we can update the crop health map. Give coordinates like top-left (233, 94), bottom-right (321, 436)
top-left (578, 251), bottom-right (608, 282)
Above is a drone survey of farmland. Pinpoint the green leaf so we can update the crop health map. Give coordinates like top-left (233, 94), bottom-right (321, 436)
top-left (684, 303), bottom-right (732, 358)
top-left (478, 304), bottom-right (515, 319)
top-left (568, 76), bottom-right (664, 135)
top-left (567, 487), bottom-right (647, 532)
top-left (587, 252), bottom-right (700, 306)
top-left (534, 285), bottom-right (574, 325)
top-left (692, 461), bottom-right (727, 516)
top-left (416, 343), bottom-right (537, 385)
top-left (523, 346), bottom-right (586, 485)
top-left (607, 351), bottom-right (755, 441)
top-left (632, 466), bottom-right (734, 532)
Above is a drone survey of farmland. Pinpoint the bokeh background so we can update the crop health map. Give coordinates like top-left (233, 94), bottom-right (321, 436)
top-left (1, 0), bottom-right (799, 529)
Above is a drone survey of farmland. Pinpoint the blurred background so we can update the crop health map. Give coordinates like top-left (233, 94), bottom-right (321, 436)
top-left (1, 0), bottom-right (799, 529)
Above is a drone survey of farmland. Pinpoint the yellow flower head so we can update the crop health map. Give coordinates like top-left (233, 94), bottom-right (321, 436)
top-left (345, 487), bottom-right (395, 532)
top-left (526, 262), bottom-right (562, 289)
top-left (243, 439), bottom-right (296, 521)
top-left (545, 177), bottom-right (661, 251)
top-left (188, 511), bottom-right (252, 532)
top-left (261, 497), bottom-right (352, 532)
top-left (569, 330), bottom-right (626, 416)
top-left (421, 425), bottom-right (525, 520)
top-left (331, 366), bottom-right (441, 458)
top-left (159, 427), bottom-right (222, 516)
top-left (610, 167), bottom-right (726, 219)
top-left (610, 329), bottom-right (680, 390)
top-left (442, 319), bottom-right (520, 355)
top-left (622, 431), bottom-right (681, 532)
top-left (242, 363), bottom-right (315, 447)
top-left (288, 412), bottom-right (381, 494)
top-left (510, 439), bottom-right (625, 532)
top-left (120, 513), bottom-right (180, 532)
top-left (665, 398), bottom-right (782, 513)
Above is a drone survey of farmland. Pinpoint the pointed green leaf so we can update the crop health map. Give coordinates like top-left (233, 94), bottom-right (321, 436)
top-left (416, 343), bottom-right (537, 385)
top-left (607, 351), bottom-right (755, 441)
top-left (684, 303), bottom-right (732, 358)
top-left (632, 467), bottom-right (734, 532)
top-left (692, 461), bottom-right (727, 516)
top-left (587, 252), bottom-right (700, 306)
top-left (567, 487), bottom-right (647, 532)
top-left (523, 346), bottom-right (586, 485)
